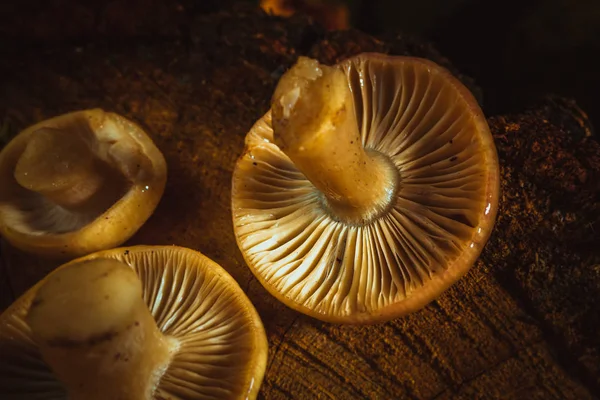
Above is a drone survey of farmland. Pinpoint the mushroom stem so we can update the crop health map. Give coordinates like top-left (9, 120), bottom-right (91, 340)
top-left (13, 127), bottom-right (120, 212)
top-left (26, 259), bottom-right (176, 400)
top-left (271, 57), bottom-right (398, 223)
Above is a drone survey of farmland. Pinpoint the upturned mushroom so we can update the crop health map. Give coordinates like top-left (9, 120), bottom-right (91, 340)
top-left (0, 245), bottom-right (268, 399)
top-left (0, 109), bottom-right (167, 258)
top-left (232, 54), bottom-right (500, 323)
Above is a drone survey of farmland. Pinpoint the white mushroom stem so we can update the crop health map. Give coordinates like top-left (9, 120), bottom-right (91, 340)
top-left (26, 259), bottom-right (177, 400)
top-left (13, 127), bottom-right (117, 211)
top-left (271, 57), bottom-right (398, 222)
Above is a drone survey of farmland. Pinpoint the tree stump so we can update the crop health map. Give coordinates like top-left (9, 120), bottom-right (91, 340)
top-left (0, 2), bottom-right (598, 399)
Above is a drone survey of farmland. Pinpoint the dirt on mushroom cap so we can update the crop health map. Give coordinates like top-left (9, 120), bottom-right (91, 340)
top-left (232, 54), bottom-right (500, 324)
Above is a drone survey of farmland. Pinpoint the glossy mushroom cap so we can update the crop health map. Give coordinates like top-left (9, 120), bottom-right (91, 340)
top-left (0, 109), bottom-right (167, 258)
top-left (0, 245), bottom-right (268, 399)
top-left (232, 53), bottom-right (500, 323)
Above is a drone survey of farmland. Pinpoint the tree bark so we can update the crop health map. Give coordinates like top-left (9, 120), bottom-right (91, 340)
top-left (0, 2), bottom-right (598, 399)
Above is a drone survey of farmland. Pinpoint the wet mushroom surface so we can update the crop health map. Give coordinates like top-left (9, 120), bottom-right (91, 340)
top-left (232, 53), bottom-right (500, 323)
top-left (0, 109), bottom-right (167, 258)
top-left (0, 245), bottom-right (268, 400)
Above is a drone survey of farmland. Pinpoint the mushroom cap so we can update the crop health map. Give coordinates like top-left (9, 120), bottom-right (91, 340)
top-left (0, 245), bottom-right (268, 399)
top-left (231, 53), bottom-right (500, 323)
top-left (0, 109), bottom-right (167, 258)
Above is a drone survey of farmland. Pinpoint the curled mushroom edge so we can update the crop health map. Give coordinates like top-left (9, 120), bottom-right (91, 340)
top-left (0, 245), bottom-right (268, 400)
top-left (232, 53), bottom-right (500, 324)
top-left (0, 108), bottom-right (167, 258)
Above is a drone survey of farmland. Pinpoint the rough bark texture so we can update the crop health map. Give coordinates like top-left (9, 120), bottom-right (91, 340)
top-left (0, 2), bottom-right (599, 399)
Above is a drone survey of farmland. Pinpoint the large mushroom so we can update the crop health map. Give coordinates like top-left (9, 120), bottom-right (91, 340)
top-left (0, 109), bottom-right (167, 258)
top-left (232, 54), bottom-right (500, 323)
top-left (0, 245), bottom-right (268, 399)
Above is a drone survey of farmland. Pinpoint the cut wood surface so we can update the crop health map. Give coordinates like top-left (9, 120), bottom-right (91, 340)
top-left (0, 2), bottom-right (599, 399)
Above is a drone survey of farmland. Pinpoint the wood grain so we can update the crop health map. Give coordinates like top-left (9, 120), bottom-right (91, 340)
top-left (0, 3), bottom-right (598, 399)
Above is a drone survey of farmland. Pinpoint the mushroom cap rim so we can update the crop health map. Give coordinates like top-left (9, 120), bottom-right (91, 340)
top-left (0, 109), bottom-right (168, 259)
top-left (232, 53), bottom-right (501, 323)
top-left (0, 245), bottom-right (269, 399)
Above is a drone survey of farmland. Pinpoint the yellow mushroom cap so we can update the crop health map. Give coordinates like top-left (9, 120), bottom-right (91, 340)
top-left (0, 245), bottom-right (268, 399)
top-left (0, 109), bottom-right (167, 258)
top-left (232, 53), bottom-right (500, 323)
top-left (14, 127), bottom-right (101, 202)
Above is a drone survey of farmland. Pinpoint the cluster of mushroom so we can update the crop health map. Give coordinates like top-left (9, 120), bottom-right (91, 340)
top-left (0, 51), bottom-right (499, 398)
top-left (0, 111), bottom-right (268, 399)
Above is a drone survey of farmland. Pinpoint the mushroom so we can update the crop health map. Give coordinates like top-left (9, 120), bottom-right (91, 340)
top-left (231, 54), bottom-right (500, 323)
top-left (0, 245), bottom-right (268, 399)
top-left (0, 109), bottom-right (167, 258)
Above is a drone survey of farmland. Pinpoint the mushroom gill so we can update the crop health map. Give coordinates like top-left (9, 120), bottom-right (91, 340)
top-left (0, 109), bottom-right (167, 258)
top-left (232, 53), bottom-right (500, 323)
top-left (0, 245), bottom-right (268, 399)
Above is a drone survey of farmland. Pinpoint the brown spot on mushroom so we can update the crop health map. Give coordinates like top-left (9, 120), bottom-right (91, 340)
top-left (0, 245), bottom-right (268, 399)
top-left (46, 331), bottom-right (119, 348)
top-left (30, 298), bottom-right (43, 308)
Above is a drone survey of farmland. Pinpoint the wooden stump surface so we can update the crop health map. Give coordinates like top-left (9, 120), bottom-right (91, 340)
top-left (0, 2), bottom-right (599, 399)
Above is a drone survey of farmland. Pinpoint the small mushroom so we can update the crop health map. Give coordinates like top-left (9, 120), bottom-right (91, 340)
top-left (0, 109), bottom-right (167, 258)
top-left (232, 54), bottom-right (500, 323)
top-left (0, 245), bottom-right (268, 399)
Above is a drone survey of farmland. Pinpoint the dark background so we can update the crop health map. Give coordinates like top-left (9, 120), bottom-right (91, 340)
top-left (363, 0), bottom-right (599, 130)
top-left (262, 0), bottom-right (600, 130)
top-left (2, 0), bottom-right (598, 128)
